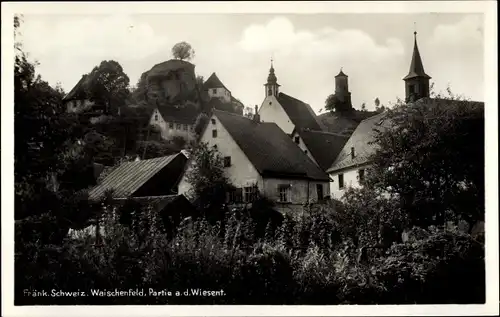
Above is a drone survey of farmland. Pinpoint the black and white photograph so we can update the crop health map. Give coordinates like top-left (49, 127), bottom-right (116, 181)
top-left (1, 1), bottom-right (498, 316)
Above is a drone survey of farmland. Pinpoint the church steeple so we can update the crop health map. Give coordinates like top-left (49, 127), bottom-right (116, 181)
top-left (403, 29), bottom-right (431, 103)
top-left (264, 58), bottom-right (280, 98)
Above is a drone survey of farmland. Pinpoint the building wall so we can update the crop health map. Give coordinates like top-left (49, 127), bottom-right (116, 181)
top-left (149, 108), bottom-right (196, 142)
top-left (259, 95), bottom-right (295, 135)
top-left (328, 165), bottom-right (368, 200)
top-left (177, 112), bottom-right (262, 196)
top-left (208, 87), bottom-right (231, 103)
top-left (290, 130), bottom-right (320, 167)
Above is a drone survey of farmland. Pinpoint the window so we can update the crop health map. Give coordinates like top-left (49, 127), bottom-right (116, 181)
top-left (223, 156), bottom-right (231, 167)
top-left (183, 124), bottom-right (187, 131)
top-left (211, 118), bottom-right (216, 125)
top-left (294, 136), bottom-right (300, 144)
top-left (212, 129), bottom-right (217, 138)
top-left (278, 184), bottom-right (291, 203)
top-left (338, 174), bottom-right (344, 189)
top-left (190, 125), bottom-right (194, 131)
top-left (169, 122), bottom-right (174, 129)
top-left (154, 114), bottom-right (159, 121)
top-left (227, 188), bottom-right (243, 203)
top-left (268, 88), bottom-right (273, 96)
top-left (409, 84), bottom-right (416, 94)
top-left (351, 147), bottom-right (355, 159)
top-left (212, 88), bottom-right (217, 94)
top-left (244, 186), bottom-right (257, 203)
top-left (177, 123), bottom-right (182, 130)
top-left (316, 184), bottom-right (324, 200)
top-left (358, 169), bottom-right (365, 182)
top-left (304, 150), bottom-right (308, 154)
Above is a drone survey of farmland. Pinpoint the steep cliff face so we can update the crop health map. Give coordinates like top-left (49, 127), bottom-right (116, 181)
top-left (135, 59), bottom-right (201, 108)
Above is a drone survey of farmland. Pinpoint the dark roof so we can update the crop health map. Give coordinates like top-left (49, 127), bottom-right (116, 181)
top-left (213, 110), bottom-right (329, 181)
top-left (114, 194), bottom-right (190, 211)
top-left (277, 92), bottom-right (322, 131)
top-left (327, 112), bottom-right (387, 173)
top-left (403, 33), bottom-right (431, 80)
top-left (156, 104), bottom-right (200, 124)
top-left (327, 97), bottom-right (484, 173)
top-left (148, 59), bottom-right (195, 78)
top-left (335, 69), bottom-right (347, 78)
top-left (88, 153), bottom-right (185, 200)
top-left (206, 98), bottom-right (237, 113)
top-left (203, 73), bottom-right (228, 90)
top-left (317, 110), bottom-right (377, 136)
top-left (63, 74), bottom-right (93, 101)
top-left (231, 96), bottom-right (244, 107)
top-left (296, 129), bottom-right (350, 171)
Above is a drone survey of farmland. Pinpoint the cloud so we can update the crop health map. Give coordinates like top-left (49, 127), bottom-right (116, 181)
top-left (233, 16), bottom-right (406, 111)
top-left (19, 14), bottom-right (171, 91)
top-left (429, 15), bottom-right (483, 47)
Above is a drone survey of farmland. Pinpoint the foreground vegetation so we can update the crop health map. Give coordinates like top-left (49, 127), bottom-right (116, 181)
top-left (13, 15), bottom-right (485, 305)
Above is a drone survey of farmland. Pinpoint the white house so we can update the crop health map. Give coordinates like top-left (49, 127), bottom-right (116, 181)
top-left (203, 72), bottom-right (244, 115)
top-left (257, 62), bottom-right (323, 135)
top-left (177, 109), bottom-right (331, 215)
top-left (149, 104), bottom-right (198, 143)
top-left (326, 112), bottom-right (387, 199)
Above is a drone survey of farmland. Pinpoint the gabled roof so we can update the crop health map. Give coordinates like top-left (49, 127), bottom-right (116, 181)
top-left (327, 97), bottom-right (484, 173)
top-left (63, 74), bottom-right (93, 101)
top-left (203, 72), bottom-right (228, 90)
top-left (156, 104), bottom-right (200, 124)
top-left (295, 129), bottom-right (350, 171)
top-left (113, 194), bottom-right (194, 213)
top-left (88, 153), bottom-right (186, 200)
top-left (317, 110), bottom-right (378, 136)
top-left (403, 32), bottom-right (431, 81)
top-left (277, 92), bottom-right (322, 131)
top-left (213, 109), bottom-right (329, 181)
top-left (327, 112), bottom-right (388, 173)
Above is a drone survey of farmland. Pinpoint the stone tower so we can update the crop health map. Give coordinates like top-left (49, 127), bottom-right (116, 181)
top-left (403, 31), bottom-right (431, 103)
top-left (334, 68), bottom-right (353, 111)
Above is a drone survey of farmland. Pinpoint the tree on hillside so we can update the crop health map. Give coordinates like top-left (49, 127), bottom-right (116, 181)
top-left (364, 92), bottom-right (484, 229)
top-left (374, 97), bottom-right (386, 113)
top-left (244, 106), bottom-right (254, 119)
top-left (325, 94), bottom-right (351, 113)
top-left (172, 41), bottom-right (195, 61)
top-left (361, 103), bottom-right (367, 111)
top-left (86, 60), bottom-right (130, 115)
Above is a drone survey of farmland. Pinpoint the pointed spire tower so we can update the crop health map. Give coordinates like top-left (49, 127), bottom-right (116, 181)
top-left (403, 29), bottom-right (431, 102)
top-left (264, 58), bottom-right (280, 98)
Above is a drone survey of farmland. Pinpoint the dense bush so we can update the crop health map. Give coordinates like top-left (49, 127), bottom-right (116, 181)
top-left (15, 201), bottom-right (484, 305)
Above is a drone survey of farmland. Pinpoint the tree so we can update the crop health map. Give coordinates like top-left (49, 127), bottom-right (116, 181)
top-left (172, 136), bottom-right (187, 149)
top-left (361, 103), bottom-right (367, 111)
top-left (365, 93), bottom-right (484, 229)
top-left (244, 106), bottom-right (254, 119)
top-left (172, 41), bottom-right (195, 61)
top-left (325, 94), bottom-right (351, 113)
top-left (194, 112), bottom-right (209, 135)
top-left (86, 60), bottom-right (130, 115)
top-left (185, 142), bottom-right (234, 215)
top-left (374, 97), bottom-right (386, 113)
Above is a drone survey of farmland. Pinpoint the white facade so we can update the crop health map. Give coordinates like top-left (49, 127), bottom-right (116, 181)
top-left (149, 108), bottom-right (196, 143)
top-left (258, 95), bottom-right (295, 135)
top-left (207, 87), bottom-right (231, 103)
top-left (328, 165), bottom-right (368, 200)
top-left (177, 113), bottom-right (330, 215)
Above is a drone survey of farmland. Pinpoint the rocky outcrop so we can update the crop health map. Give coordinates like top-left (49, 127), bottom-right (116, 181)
top-left (135, 59), bottom-right (201, 108)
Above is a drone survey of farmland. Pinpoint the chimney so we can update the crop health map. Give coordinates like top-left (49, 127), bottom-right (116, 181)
top-left (253, 105), bottom-right (260, 123)
top-left (351, 147), bottom-right (355, 159)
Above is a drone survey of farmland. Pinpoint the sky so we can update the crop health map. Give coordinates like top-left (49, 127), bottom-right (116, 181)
top-left (18, 12), bottom-right (484, 113)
